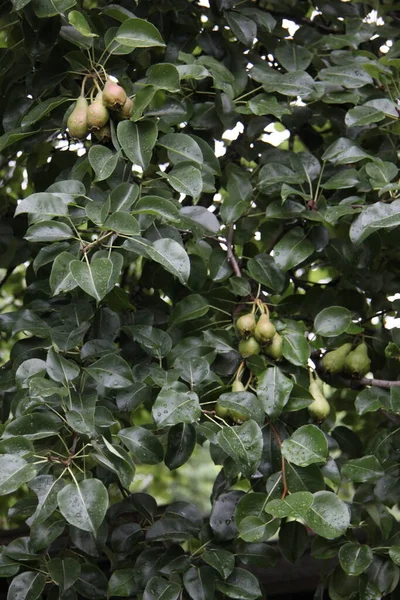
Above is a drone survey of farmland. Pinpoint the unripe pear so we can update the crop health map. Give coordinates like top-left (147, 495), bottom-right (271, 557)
top-left (322, 343), bottom-right (352, 374)
top-left (232, 380), bottom-right (245, 392)
top-left (87, 92), bottom-right (109, 131)
top-left (216, 404), bottom-right (228, 418)
top-left (344, 343), bottom-right (371, 378)
top-left (308, 380), bottom-right (330, 421)
top-left (264, 333), bottom-right (283, 360)
top-left (67, 96), bottom-right (88, 140)
top-left (229, 409), bottom-right (248, 423)
top-left (102, 79), bottom-right (127, 111)
top-left (236, 313), bottom-right (256, 338)
top-left (117, 96), bottom-right (134, 120)
top-left (254, 314), bottom-right (276, 344)
top-left (239, 337), bottom-right (261, 358)
top-left (93, 123), bottom-right (111, 144)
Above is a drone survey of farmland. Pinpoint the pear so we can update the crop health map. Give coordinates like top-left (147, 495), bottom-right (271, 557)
top-left (67, 96), bottom-right (88, 140)
top-left (264, 333), bottom-right (283, 360)
top-left (102, 78), bottom-right (127, 111)
top-left (236, 313), bottom-right (256, 338)
top-left (308, 380), bottom-right (330, 421)
top-left (344, 343), bottom-right (371, 378)
top-left (87, 92), bottom-right (109, 131)
top-left (239, 337), bottom-right (260, 358)
top-left (322, 343), bottom-right (352, 374)
top-left (254, 314), bottom-right (276, 344)
top-left (215, 404), bottom-right (228, 418)
top-left (93, 123), bottom-right (111, 144)
top-left (117, 96), bottom-right (134, 120)
top-left (229, 409), bottom-right (248, 423)
top-left (232, 380), bottom-right (245, 392)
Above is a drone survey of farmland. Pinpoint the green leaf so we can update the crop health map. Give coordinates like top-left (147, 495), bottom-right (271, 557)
top-left (202, 549), bottom-right (235, 579)
top-left (174, 357), bottom-right (210, 387)
top-left (158, 133), bottom-right (203, 166)
top-left (266, 492), bottom-right (313, 518)
top-left (15, 193), bottom-right (69, 217)
top-left (117, 120), bottom-right (158, 170)
top-left (279, 521), bottom-right (309, 563)
top-left (345, 106), bottom-right (385, 127)
top-left (7, 572), bottom-right (45, 600)
top-left (161, 162), bottom-right (203, 198)
top-left (104, 212), bottom-right (140, 235)
top-left (50, 252), bottom-right (78, 296)
top-left (247, 254), bottom-right (286, 293)
top-left (134, 196), bottom-right (180, 222)
top-left (170, 294), bottom-right (209, 324)
top-left (48, 557), bottom-right (81, 592)
top-left (389, 547), bottom-right (400, 567)
top-left (221, 164), bottom-right (252, 224)
top-left (281, 425), bottom-right (328, 467)
top-left (149, 238), bottom-right (191, 284)
top-left (57, 479), bottom-right (108, 534)
top-left (88, 146), bottom-right (119, 182)
top-left (28, 475), bottom-right (66, 525)
top-left (217, 421), bottom-right (262, 476)
top-left (68, 10), bottom-right (97, 37)
top-left (339, 543), bottom-right (373, 576)
top-left (273, 228), bottom-right (314, 271)
top-left (25, 221), bottom-right (74, 242)
top-left (217, 392), bottom-right (264, 425)
top-left (32, 0), bottom-right (76, 18)
top-left (143, 576), bottom-right (180, 600)
top-left (4, 413), bottom-right (62, 440)
top-left (275, 41), bottom-right (312, 72)
top-left (0, 455), bottom-right (37, 495)
top-left (0, 546), bottom-right (19, 578)
top-left (314, 306), bottom-right (352, 337)
top-left (341, 455), bottom-right (384, 483)
top-left (319, 66), bottom-right (373, 88)
top-left (21, 97), bottom-right (68, 128)
top-left (147, 63), bottom-right (180, 92)
top-left (282, 328), bottom-right (310, 366)
top-left (256, 367), bottom-right (293, 420)
top-left (108, 569), bottom-right (139, 597)
top-left (152, 386), bottom-right (201, 427)
top-left (46, 347), bottom-right (79, 382)
top-left (165, 423), bottom-right (196, 470)
top-left (216, 568), bottom-right (262, 600)
top-left (350, 200), bottom-right (400, 244)
top-left (118, 426), bottom-right (163, 464)
top-left (86, 354), bottom-right (133, 388)
top-left (70, 258), bottom-right (113, 302)
top-left (322, 137), bottom-right (370, 165)
top-left (248, 94), bottom-right (290, 119)
top-left (304, 491), bottom-right (350, 539)
top-left (225, 11), bottom-right (257, 45)
top-left (0, 129), bottom-right (37, 153)
top-left (109, 183), bottom-right (139, 212)
top-left (115, 18), bottom-right (165, 49)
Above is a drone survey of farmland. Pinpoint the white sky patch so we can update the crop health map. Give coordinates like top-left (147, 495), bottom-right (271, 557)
top-left (380, 39), bottom-right (392, 54)
top-left (261, 123), bottom-right (290, 147)
top-left (364, 9), bottom-right (384, 25)
top-left (282, 19), bottom-right (299, 38)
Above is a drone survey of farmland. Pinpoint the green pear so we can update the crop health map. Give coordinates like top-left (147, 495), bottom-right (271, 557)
top-left (232, 380), bottom-right (245, 392)
top-left (239, 337), bottom-right (261, 358)
top-left (102, 78), bottom-right (127, 111)
top-left (87, 92), bottom-right (109, 131)
top-left (93, 123), bottom-right (111, 144)
top-left (215, 404), bottom-right (228, 418)
top-left (236, 313), bottom-right (256, 338)
top-left (308, 380), bottom-right (330, 421)
top-left (344, 343), bottom-right (371, 377)
top-left (67, 96), bottom-right (88, 140)
top-left (117, 96), bottom-right (134, 120)
top-left (254, 314), bottom-right (276, 344)
top-left (322, 343), bottom-right (352, 374)
top-left (263, 333), bottom-right (283, 360)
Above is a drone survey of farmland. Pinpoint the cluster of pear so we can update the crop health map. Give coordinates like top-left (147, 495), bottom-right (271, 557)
top-left (235, 300), bottom-right (283, 361)
top-left (322, 342), bottom-right (371, 378)
top-left (67, 77), bottom-right (133, 143)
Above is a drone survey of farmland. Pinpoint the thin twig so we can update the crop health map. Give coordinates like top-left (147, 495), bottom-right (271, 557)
top-left (226, 225), bottom-right (242, 277)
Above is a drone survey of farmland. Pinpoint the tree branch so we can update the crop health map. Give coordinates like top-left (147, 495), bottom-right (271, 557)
top-left (226, 225), bottom-right (242, 278)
